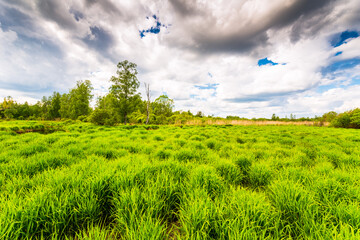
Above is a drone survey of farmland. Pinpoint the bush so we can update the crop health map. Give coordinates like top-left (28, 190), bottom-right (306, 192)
top-left (331, 112), bottom-right (350, 128)
top-left (90, 109), bottom-right (116, 126)
top-left (77, 115), bottom-right (88, 122)
top-left (331, 108), bottom-right (360, 128)
top-left (349, 109), bottom-right (360, 128)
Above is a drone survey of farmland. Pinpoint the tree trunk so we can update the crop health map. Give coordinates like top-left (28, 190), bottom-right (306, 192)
top-left (145, 83), bottom-right (150, 125)
top-left (124, 112), bottom-right (127, 125)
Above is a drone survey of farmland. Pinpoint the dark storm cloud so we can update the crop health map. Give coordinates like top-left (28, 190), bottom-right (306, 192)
top-left (35, 0), bottom-right (77, 29)
top-left (0, 5), bottom-right (34, 32)
top-left (288, 0), bottom-right (338, 42)
top-left (82, 26), bottom-right (115, 60)
top-left (168, 0), bottom-right (199, 17)
top-left (0, 4), bottom-right (63, 58)
top-left (84, 0), bottom-right (122, 15)
top-left (168, 0), bottom-right (338, 54)
top-left (268, 0), bottom-right (335, 29)
top-left (69, 8), bottom-right (84, 22)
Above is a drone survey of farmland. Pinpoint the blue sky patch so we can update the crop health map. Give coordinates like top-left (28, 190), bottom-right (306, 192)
top-left (194, 83), bottom-right (219, 90)
top-left (316, 76), bottom-right (360, 93)
top-left (322, 58), bottom-right (360, 75)
top-left (315, 83), bottom-right (338, 93)
top-left (348, 76), bottom-right (360, 87)
top-left (258, 58), bottom-right (279, 66)
top-left (334, 51), bottom-right (342, 56)
top-left (140, 15), bottom-right (168, 38)
top-left (331, 30), bottom-right (359, 47)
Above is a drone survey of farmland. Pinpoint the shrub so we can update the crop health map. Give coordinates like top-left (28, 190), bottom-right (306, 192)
top-left (331, 112), bottom-right (350, 128)
top-left (77, 115), bottom-right (88, 122)
top-left (331, 108), bottom-right (360, 128)
top-left (349, 108), bottom-right (360, 128)
top-left (90, 109), bottom-right (116, 126)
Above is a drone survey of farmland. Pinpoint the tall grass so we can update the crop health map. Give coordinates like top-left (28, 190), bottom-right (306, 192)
top-left (0, 121), bottom-right (359, 239)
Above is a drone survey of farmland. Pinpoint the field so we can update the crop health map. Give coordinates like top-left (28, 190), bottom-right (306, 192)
top-left (0, 121), bottom-right (360, 239)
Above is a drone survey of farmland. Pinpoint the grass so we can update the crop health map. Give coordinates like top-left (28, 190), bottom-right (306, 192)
top-left (0, 121), bottom-right (359, 239)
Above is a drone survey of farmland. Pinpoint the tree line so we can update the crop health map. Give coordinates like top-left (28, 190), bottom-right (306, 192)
top-left (0, 61), bottom-right (198, 125)
top-left (0, 80), bottom-right (93, 121)
top-left (1, 60), bottom-right (359, 127)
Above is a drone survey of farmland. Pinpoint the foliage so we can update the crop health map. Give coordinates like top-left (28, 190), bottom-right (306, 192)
top-left (331, 108), bottom-right (360, 128)
top-left (89, 108), bottom-right (116, 126)
top-left (322, 111), bottom-right (337, 122)
top-left (110, 60), bottom-right (140, 124)
top-left (61, 80), bottom-right (94, 120)
top-left (152, 95), bottom-right (174, 117)
top-left (49, 92), bottom-right (61, 119)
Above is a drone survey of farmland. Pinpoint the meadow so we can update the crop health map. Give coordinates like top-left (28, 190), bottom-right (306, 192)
top-left (0, 121), bottom-right (360, 239)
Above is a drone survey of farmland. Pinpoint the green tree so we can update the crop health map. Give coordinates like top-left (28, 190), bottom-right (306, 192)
top-left (110, 60), bottom-right (140, 124)
top-left (153, 95), bottom-right (174, 117)
top-left (331, 112), bottom-right (351, 128)
top-left (322, 111), bottom-right (337, 122)
top-left (41, 96), bottom-right (51, 119)
top-left (59, 93), bottom-right (70, 119)
top-left (1, 96), bottom-right (16, 119)
top-left (49, 92), bottom-right (61, 119)
top-left (60, 80), bottom-right (93, 119)
top-left (349, 108), bottom-right (360, 128)
top-left (271, 113), bottom-right (280, 121)
top-left (69, 80), bottom-right (93, 119)
top-left (196, 111), bottom-right (204, 118)
top-left (90, 93), bottom-right (119, 125)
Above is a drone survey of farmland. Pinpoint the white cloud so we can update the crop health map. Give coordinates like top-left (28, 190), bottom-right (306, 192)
top-left (0, 0), bottom-right (360, 117)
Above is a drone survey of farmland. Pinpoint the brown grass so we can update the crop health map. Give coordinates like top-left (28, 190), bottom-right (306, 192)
top-left (180, 119), bottom-right (330, 126)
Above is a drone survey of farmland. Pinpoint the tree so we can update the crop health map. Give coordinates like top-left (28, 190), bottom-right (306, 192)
top-left (59, 93), bottom-right (71, 119)
top-left (153, 95), bottom-right (174, 117)
top-left (322, 111), bottom-right (337, 123)
top-left (41, 96), bottom-right (51, 119)
top-left (90, 108), bottom-right (116, 126)
top-left (69, 80), bottom-right (94, 119)
top-left (90, 93), bottom-right (119, 125)
top-left (110, 60), bottom-right (140, 124)
top-left (1, 96), bottom-right (16, 119)
top-left (271, 113), bottom-right (279, 121)
top-left (60, 80), bottom-right (93, 119)
top-left (49, 92), bottom-right (61, 119)
top-left (331, 112), bottom-right (351, 128)
top-left (196, 111), bottom-right (204, 118)
top-left (350, 109), bottom-right (360, 128)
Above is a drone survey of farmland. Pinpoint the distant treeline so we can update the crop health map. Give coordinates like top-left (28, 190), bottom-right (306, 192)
top-left (0, 60), bottom-right (359, 128)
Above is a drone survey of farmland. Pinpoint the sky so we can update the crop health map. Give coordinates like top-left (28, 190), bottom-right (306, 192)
top-left (0, 0), bottom-right (360, 118)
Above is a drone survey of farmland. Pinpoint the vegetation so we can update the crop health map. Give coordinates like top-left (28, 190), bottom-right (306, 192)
top-left (330, 108), bottom-right (360, 129)
top-left (109, 60), bottom-right (141, 125)
top-left (0, 60), bottom-right (359, 128)
top-left (0, 121), bottom-right (360, 239)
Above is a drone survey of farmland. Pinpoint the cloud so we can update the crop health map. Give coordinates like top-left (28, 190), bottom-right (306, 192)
top-left (166, 0), bottom-right (338, 54)
top-left (0, 0), bottom-right (360, 118)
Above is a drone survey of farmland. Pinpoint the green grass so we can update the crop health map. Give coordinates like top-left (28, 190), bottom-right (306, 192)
top-left (0, 121), bottom-right (360, 239)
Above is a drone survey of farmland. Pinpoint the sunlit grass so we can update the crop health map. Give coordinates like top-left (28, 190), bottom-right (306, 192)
top-left (0, 121), bottom-right (359, 239)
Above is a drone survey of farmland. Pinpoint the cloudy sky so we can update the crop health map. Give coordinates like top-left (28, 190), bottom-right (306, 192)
top-left (0, 0), bottom-right (360, 118)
